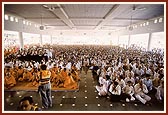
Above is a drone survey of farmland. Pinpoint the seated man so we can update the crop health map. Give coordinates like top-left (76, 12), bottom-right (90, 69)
top-left (108, 81), bottom-right (121, 102)
top-left (95, 76), bottom-right (108, 96)
top-left (64, 73), bottom-right (78, 89)
top-left (134, 79), bottom-right (151, 105)
top-left (155, 80), bottom-right (164, 102)
top-left (31, 68), bottom-right (40, 87)
top-left (17, 96), bottom-right (41, 111)
top-left (122, 81), bottom-right (135, 102)
top-left (142, 74), bottom-right (154, 94)
top-left (4, 68), bottom-right (16, 89)
top-left (71, 69), bottom-right (80, 82)
top-left (17, 66), bottom-right (24, 81)
top-left (18, 69), bottom-right (32, 82)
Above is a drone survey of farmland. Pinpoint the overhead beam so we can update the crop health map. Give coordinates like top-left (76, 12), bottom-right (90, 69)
top-left (70, 17), bottom-right (104, 21)
top-left (50, 4), bottom-right (75, 29)
top-left (95, 4), bottom-right (131, 30)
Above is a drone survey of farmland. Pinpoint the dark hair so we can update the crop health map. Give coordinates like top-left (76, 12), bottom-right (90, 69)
top-left (119, 75), bottom-right (123, 79)
top-left (41, 64), bottom-right (47, 70)
top-left (105, 75), bottom-right (110, 80)
top-left (127, 81), bottom-right (132, 84)
top-left (19, 96), bottom-right (34, 105)
top-left (146, 74), bottom-right (151, 77)
top-left (114, 81), bottom-right (118, 86)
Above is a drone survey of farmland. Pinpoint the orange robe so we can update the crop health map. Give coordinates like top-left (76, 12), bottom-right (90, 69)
top-left (17, 68), bottom-right (24, 80)
top-left (50, 67), bottom-right (58, 82)
top-left (10, 68), bottom-right (18, 80)
top-left (52, 73), bottom-right (63, 87)
top-left (32, 71), bottom-right (40, 87)
top-left (60, 69), bottom-right (68, 81)
top-left (21, 70), bottom-right (33, 81)
top-left (71, 71), bottom-right (80, 82)
top-left (4, 72), bottom-right (16, 89)
top-left (63, 74), bottom-right (78, 89)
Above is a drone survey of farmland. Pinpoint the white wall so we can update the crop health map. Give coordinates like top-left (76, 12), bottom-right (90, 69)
top-left (4, 16), bottom-right (164, 37)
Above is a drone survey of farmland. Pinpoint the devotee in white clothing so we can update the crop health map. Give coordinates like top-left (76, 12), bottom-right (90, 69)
top-left (134, 79), bottom-right (151, 104)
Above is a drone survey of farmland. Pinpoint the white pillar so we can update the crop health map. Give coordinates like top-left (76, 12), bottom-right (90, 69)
top-left (128, 34), bottom-right (131, 47)
top-left (19, 32), bottom-right (24, 49)
top-left (117, 35), bottom-right (119, 46)
top-left (147, 33), bottom-right (152, 51)
top-left (40, 34), bottom-right (42, 46)
top-left (51, 35), bottom-right (53, 45)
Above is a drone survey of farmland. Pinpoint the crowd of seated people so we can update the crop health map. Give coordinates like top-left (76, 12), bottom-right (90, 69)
top-left (4, 45), bottom-right (81, 89)
top-left (4, 44), bottom-right (164, 104)
top-left (92, 45), bottom-right (164, 105)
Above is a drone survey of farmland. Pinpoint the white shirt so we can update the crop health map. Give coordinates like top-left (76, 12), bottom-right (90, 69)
top-left (124, 77), bottom-right (135, 85)
top-left (116, 79), bottom-right (126, 89)
top-left (109, 84), bottom-right (121, 95)
top-left (134, 83), bottom-right (148, 95)
top-left (66, 62), bottom-right (72, 70)
top-left (75, 61), bottom-right (81, 70)
top-left (122, 85), bottom-right (134, 95)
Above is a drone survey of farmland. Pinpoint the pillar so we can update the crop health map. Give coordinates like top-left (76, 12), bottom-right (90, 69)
top-left (19, 32), bottom-right (24, 49)
top-left (40, 34), bottom-right (42, 46)
top-left (51, 35), bottom-right (53, 45)
top-left (147, 33), bottom-right (152, 51)
top-left (128, 34), bottom-right (131, 48)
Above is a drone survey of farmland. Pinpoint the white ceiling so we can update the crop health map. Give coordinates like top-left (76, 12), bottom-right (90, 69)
top-left (4, 3), bottom-right (164, 31)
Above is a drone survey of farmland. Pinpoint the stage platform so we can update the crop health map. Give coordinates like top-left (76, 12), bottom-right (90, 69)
top-left (4, 82), bottom-right (79, 92)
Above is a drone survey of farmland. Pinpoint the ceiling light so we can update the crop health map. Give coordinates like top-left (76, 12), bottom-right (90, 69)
top-left (23, 20), bottom-right (26, 24)
top-left (10, 16), bottom-right (14, 21)
top-left (146, 22), bottom-right (149, 25)
top-left (5, 15), bottom-right (9, 20)
top-left (15, 18), bottom-right (18, 22)
top-left (159, 18), bottom-right (163, 23)
top-left (154, 19), bottom-right (158, 23)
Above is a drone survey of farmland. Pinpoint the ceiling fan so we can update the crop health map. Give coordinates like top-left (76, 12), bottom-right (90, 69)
top-left (42, 4), bottom-right (61, 11)
top-left (132, 4), bottom-right (147, 11)
top-left (39, 5), bottom-right (45, 30)
top-left (128, 4), bottom-right (146, 31)
top-left (128, 16), bottom-right (133, 31)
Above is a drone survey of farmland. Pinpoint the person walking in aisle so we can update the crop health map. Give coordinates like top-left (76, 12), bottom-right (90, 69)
top-left (38, 64), bottom-right (52, 109)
